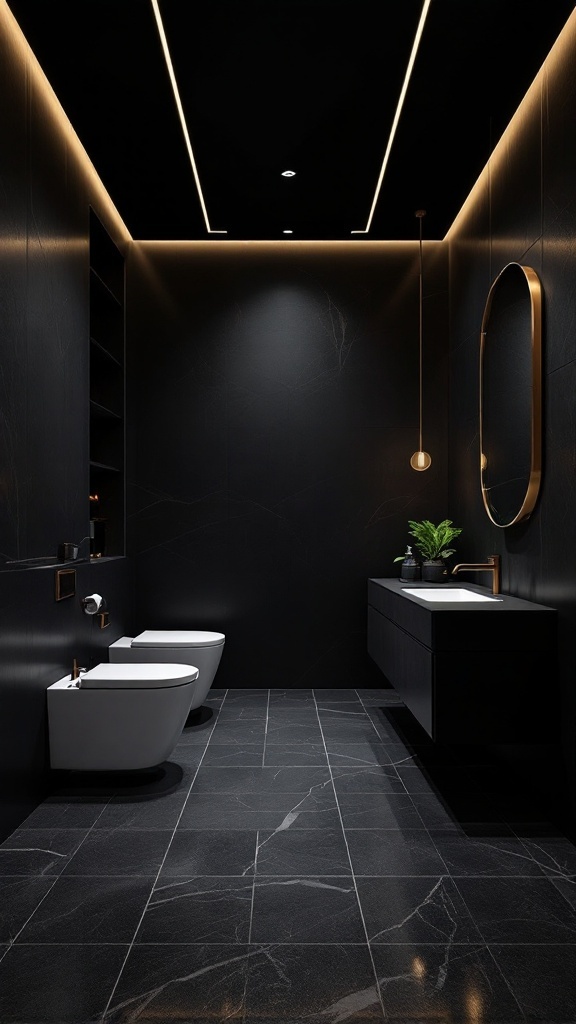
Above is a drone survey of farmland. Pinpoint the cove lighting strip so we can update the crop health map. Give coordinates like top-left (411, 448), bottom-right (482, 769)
top-left (151, 0), bottom-right (227, 234)
top-left (351, 0), bottom-right (432, 235)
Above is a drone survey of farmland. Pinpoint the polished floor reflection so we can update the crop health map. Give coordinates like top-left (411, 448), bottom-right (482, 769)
top-left (1, 687), bottom-right (576, 1023)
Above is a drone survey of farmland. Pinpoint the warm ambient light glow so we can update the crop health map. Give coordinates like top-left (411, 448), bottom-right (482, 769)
top-left (352, 0), bottom-right (432, 235)
top-left (0, 1), bottom-right (131, 246)
top-left (150, 0), bottom-right (226, 235)
top-left (281, 170), bottom-right (296, 177)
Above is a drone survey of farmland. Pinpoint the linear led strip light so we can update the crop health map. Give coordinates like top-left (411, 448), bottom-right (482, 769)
top-left (351, 0), bottom-right (432, 235)
top-left (151, 0), bottom-right (227, 234)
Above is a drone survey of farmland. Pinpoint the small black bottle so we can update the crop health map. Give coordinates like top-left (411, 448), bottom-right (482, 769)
top-left (399, 545), bottom-right (420, 582)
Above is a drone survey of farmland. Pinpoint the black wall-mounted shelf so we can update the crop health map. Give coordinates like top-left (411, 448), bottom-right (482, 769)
top-left (89, 208), bottom-right (125, 558)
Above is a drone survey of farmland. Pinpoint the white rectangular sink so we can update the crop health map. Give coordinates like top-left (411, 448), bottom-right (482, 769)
top-left (402, 587), bottom-right (501, 602)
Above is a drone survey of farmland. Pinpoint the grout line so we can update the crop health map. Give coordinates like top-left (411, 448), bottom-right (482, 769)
top-left (262, 687), bottom-right (270, 769)
top-left (311, 690), bottom-right (388, 1020)
top-left (98, 689), bottom-right (228, 1021)
top-left (247, 828), bottom-right (261, 943)
top-left (0, 793), bottom-right (117, 963)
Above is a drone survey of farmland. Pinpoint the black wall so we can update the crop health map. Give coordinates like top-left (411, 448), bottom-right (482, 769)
top-left (0, 9), bottom-right (132, 840)
top-left (2, 0), bottom-right (576, 847)
top-left (126, 243), bottom-right (449, 689)
top-left (447, 13), bottom-right (576, 838)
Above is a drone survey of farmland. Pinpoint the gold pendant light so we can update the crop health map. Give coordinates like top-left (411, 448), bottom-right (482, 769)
top-left (410, 209), bottom-right (432, 471)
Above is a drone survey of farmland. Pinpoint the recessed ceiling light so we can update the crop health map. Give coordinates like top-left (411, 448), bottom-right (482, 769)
top-left (281, 170), bottom-right (296, 177)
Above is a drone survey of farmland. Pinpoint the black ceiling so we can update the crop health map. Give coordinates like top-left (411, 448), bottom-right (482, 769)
top-left (6, 0), bottom-right (575, 242)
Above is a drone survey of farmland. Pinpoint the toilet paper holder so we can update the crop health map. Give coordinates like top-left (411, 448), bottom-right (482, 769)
top-left (82, 593), bottom-right (104, 615)
top-left (82, 594), bottom-right (110, 629)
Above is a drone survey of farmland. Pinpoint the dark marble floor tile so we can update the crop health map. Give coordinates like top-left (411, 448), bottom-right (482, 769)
top-left (159, 830), bottom-right (258, 877)
top-left (490, 944), bottom-right (576, 1022)
top-left (169, 744), bottom-right (205, 768)
top-left (204, 688), bottom-right (226, 701)
top-left (396, 764), bottom-right (485, 795)
top-left (263, 722), bottom-right (323, 744)
top-left (265, 710), bottom-right (322, 729)
top-left (199, 743), bottom-right (265, 767)
top-left (496, 795), bottom-right (561, 829)
top-left (250, 876), bottom-right (365, 942)
top-left (0, 876), bottom-right (55, 942)
top-left (550, 876), bottom-right (576, 910)
top-left (255, 827), bottom-right (351, 876)
top-left (331, 765), bottom-right (405, 795)
top-left (17, 798), bottom-right (109, 830)
top-left (313, 689), bottom-right (361, 702)
top-left (136, 877), bottom-right (254, 943)
top-left (102, 943), bottom-right (251, 1023)
top-left (320, 722), bottom-right (385, 743)
top-left (346, 829), bottom-right (448, 876)
top-left (325, 742), bottom-right (395, 766)
top-left (338, 792), bottom-right (425, 830)
top-left (190, 766), bottom-right (332, 795)
top-left (214, 707), bottom-right (268, 722)
top-left (0, 942), bottom-right (128, 1023)
top-left (0, 828), bottom-right (87, 876)
top-left (519, 834), bottom-right (576, 878)
top-left (371, 943), bottom-right (525, 1023)
top-left (455, 876), bottom-right (576, 943)
top-left (267, 689), bottom-right (314, 705)
top-left (17, 875), bottom-right (153, 943)
top-left (208, 722), bottom-right (268, 745)
top-left (386, 743), bottom-right (464, 768)
top-left (177, 719), bottom-right (217, 745)
top-left (429, 831), bottom-right (545, 877)
top-left (222, 690), bottom-right (269, 703)
top-left (263, 743), bottom-right (328, 766)
top-left (61, 828), bottom-right (173, 877)
top-left (316, 704), bottom-right (368, 718)
top-left (92, 789), bottom-right (190, 830)
top-left (409, 791), bottom-right (505, 831)
top-left (358, 690), bottom-right (404, 706)
top-left (179, 792), bottom-right (340, 831)
top-left (356, 876), bottom-right (482, 944)
top-left (244, 942), bottom-right (385, 1023)
top-left (365, 708), bottom-right (412, 734)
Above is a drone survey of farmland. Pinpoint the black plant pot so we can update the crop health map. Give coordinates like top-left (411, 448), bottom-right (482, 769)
top-left (421, 560), bottom-right (449, 583)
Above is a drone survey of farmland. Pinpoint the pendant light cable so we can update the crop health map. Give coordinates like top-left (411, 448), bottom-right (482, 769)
top-left (410, 209), bottom-right (432, 471)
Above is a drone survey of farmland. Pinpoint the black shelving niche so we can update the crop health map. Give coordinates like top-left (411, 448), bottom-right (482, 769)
top-left (89, 208), bottom-right (126, 559)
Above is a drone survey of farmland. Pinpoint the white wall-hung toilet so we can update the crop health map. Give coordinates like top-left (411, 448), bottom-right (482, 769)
top-left (108, 630), bottom-right (225, 713)
top-left (47, 663), bottom-right (199, 771)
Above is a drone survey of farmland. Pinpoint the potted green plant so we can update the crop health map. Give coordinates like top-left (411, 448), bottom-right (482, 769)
top-left (396, 519), bottom-right (463, 583)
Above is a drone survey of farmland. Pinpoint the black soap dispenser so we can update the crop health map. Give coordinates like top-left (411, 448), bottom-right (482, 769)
top-left (398, 544), bottom-right (420, 582)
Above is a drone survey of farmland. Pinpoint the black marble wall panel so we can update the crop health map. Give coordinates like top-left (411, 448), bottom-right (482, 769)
top-left (0, 10), bottom-right (131, 839)
top-left (0, 559), bottom-right (131, 842)
top-left (447, 14), bottom-right (576, 839)
top-left (126, 244), bottom-right (449, 690)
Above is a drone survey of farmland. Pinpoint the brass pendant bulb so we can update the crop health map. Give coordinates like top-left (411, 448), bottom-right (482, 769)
top-left (410, 209), bottom-right (431, 471)
top-left (410, 450), bottom-right (432, 471)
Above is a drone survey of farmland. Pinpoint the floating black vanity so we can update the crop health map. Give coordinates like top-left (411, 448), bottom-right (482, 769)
top-left (367, 578), bottom-right (557, 743)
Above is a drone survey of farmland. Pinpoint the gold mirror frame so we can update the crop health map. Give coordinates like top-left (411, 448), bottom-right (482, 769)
top-left (480, 262), bottom-right (542, 528)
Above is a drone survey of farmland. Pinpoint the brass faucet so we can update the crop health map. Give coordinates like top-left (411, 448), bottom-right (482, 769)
top-left (71, 658), bottom-right (86, 681)
top-left (451, 554), bottom-right (500, 595)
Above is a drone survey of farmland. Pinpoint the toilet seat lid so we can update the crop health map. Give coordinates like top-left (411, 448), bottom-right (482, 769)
top-left (80, 663), bottom-right (199, 689)
top-left (131, 629), bottom-right (225, 649)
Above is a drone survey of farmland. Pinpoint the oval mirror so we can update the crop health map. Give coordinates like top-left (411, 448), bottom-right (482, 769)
top-left (480, 262), bottom-right (542, 528)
